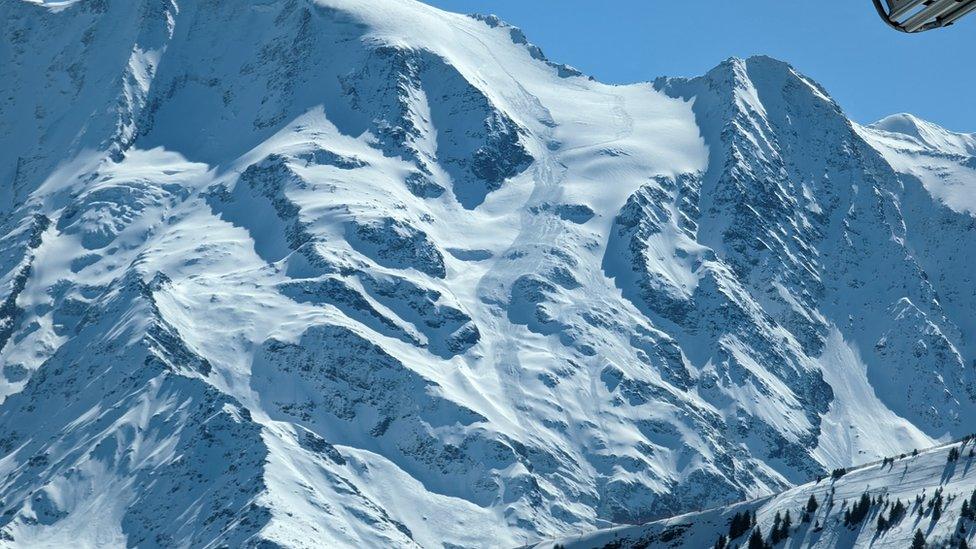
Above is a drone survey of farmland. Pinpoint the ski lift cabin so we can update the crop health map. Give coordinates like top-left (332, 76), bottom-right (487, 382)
top-left (874, 0), bottom-right (976, 32)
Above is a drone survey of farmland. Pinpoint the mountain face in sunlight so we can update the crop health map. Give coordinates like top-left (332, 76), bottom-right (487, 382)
top-left (1, 0), bottom-right (974, 546)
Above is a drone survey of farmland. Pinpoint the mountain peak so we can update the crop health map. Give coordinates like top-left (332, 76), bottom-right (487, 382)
top-left (870, 112), bottom-right (976, 155)
top-left (708, 54), bottom-right (795, 77)
top-left (873, 112), bottom-right (929, 133)
top-left (861, 112), bottom-right (976, 215)
top-left (658, 54), bottom-right (840, 121)
top-left (699, 55), bottom-right (821, 92)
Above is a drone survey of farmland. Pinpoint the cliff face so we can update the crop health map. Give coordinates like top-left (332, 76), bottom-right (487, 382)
top-left (1, 1), bottom-right (974, 547)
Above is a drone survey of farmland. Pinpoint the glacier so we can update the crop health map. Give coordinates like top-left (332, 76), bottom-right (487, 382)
top-left (0, 0), bottom-right (975, 547)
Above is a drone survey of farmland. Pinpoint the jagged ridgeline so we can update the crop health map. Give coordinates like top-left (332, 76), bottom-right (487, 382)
top-left (1, 0), bottom-right (975, 547)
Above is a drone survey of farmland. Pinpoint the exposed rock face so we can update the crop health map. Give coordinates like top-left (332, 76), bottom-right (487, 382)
top-left (0, 1), bottom-right (974, 547)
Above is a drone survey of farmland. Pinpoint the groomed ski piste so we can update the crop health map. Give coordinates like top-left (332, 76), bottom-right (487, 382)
top-left (536, 436), bottom-right (976, 548)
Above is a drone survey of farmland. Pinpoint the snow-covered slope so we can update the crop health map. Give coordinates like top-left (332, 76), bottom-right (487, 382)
top-left (1, 0), bottom-right (974, 547)
top-left (859, 114), bottom-right (976, 215)
top-left (536, 436), bottom-right (976, 548)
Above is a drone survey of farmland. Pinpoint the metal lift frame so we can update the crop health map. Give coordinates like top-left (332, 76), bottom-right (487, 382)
top-left (874, 0), bottom-right (976, 32)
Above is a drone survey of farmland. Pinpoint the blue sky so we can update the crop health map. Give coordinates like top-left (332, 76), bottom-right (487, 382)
top-left (425, 1), bottom-right (976, 132)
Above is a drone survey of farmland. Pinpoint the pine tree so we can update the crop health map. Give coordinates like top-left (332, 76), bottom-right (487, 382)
top-left (781, 510), bottom-right (792, 539)
top-left (890, 499), bottom-right (907, 523)
top-left (806, 494), bottom-right (819, 514)
top-left (714, 533), bottom-right (728, 549)
top-left (845, 493), bottom-right (872, 527)
top-left (729, 511), bottom-right (752, 540)
top-left (911, 529), bottom-right (926, 549)
top-left (933, 493), bottom-right (944, 522)
top-left (770, 512), bottom-right (782, 544)
top-left (748, 528), bottom-right (765, 549)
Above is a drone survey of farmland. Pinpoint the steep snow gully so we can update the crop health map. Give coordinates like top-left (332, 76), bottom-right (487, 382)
top-left (1, 0), bottom-right (975, 547)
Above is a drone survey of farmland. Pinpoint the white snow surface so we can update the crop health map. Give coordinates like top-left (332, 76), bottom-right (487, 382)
top-left (860, 114), bottom-right (976, 215)
top-left (0, 0), bottom-right (974, 547)
top-left (537, 437), bottom-right (976, 548)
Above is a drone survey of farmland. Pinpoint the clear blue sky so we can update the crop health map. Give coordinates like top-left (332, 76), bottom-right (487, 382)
top-left (425, 1), bottom-right (976, 132)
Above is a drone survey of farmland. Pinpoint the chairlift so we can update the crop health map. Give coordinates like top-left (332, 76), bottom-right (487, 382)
top-left (874, 0), bottom-right (976, 32)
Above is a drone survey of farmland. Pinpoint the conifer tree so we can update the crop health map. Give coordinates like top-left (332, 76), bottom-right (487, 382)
top-left (890, 499), bottom-right (907, 523)
top-left (748, 528), bottom-right (766, 549)
top-left (806, 494), bottom-right (819, 514)
top-left (845, 493), bottom-right (872, 527)
top-left (771, 511), bottom-right (782, 543)
top-left (933, 493), bottom-right (944, 522)
top-left (729, 511), bottom-right (753, 540)
top-left (911, 529), bottom-right (926, 549)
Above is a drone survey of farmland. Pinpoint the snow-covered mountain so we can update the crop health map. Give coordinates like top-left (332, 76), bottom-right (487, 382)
top-left (536, 436), bottom-right (976, 549)
top-left (1, 0), bottom-right (974, 547)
